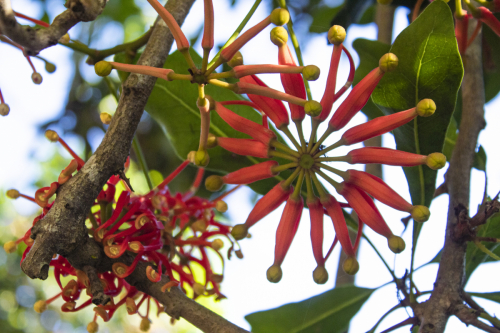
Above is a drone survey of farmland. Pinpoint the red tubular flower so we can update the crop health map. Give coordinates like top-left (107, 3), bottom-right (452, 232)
top-left (239, 75), bottom-right (289, 129)
top-left (322, 195), bottom-right (355, 257)
top-left (202, 0), bottom-right (214, 51)
top-left (317, 44), bottom-right (342, 122)
top-left (347, 147), bottom-right (427, 167)
top-left (217, 137), bottom-right (271, 158)
top-left (455, 12), bottom-right (469, 54)
top-left (214, 102), bottom-right (276, 144)
top-left (278, 44), bottom-right (306, 122)
top-left (146, 0), bottom-right (190, 51)
top-left (308, 198), bottom-right (325, 267)
top-left (222, 161), bottom-right (279, 184)
top-left (108, 62), bottom-right (174, 81)
top-left (477, 6), bottom-right (500, 36)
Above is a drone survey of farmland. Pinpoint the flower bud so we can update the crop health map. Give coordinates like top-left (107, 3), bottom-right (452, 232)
top-left (206, 133), bottom-right (218, 148)
top-left (328, 25), bottom-right (346, 45)
top-left (3, 241), bottom-right (17, 254)
top-left (271, 8), bottom-right (290, 26)
top-left (45, 62), bottom-right (56, 73)
top-left (34, 300), bottom-right (47, 313)
top-left (426, 152), bottom-right (446, 170)
top-left (304, 100), bottom-right (322, 117)
top-left (416, 99), bottom-right (436, 117)
top-left (193, 283), bottom-right (205, 295)
top-left (379, 53), bottom-right (398, 73)
top-left (228, 51), bottom-right (244, 68)
top-left (303, 65), bottom-right (320, 81)
top-left (192, 219), bottom-right (207, 232)
top-left (215, 200), bottom-right (228, 213)
top-left (32, 72), bottom-right (43, 84)
top-left (313, 266), bottom-right (329, 284)
top-left (99, 112), bottom-right (112, 125)
top-left (411, 205), bottom-right (430, 223)
top-left (388, 235), bottom-right (406, 253)
top-left (205, 175), bottom-right (224, 192)
top-left (0, 103), bottom-right (9, 116)
top-left (211, 238), bottom-right (224, 250)
top-left (59, 33), bottom-right (70, 44)
top-left (45, 129), bottom-right (59, 142)
top-left (94, 61), bottom-right (113, 77)
top-left (235, 249), bottom-right (244, 259)
top-left (195, 150), bottom-right (210, 167)
top-left (140, 318), bottom-right (151, 332)
top-left (6, 189), bottom-right (19, 199)
top-left (266, 265), bottom-right (283, 283)
top-left (270, 26), bottom-right (288, 47)
top-left (342, 256), bottom-right (359, 275)
top-left (231, 224), bottom-right (249, 240)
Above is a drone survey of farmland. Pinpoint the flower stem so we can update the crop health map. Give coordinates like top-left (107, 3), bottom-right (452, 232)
top-left (310, 171), bottom-right (327, 199)
top-left (313, 139), bottom-right (344, 158)
top-left (272, 162), bottom-right (298, 173)
top-left (294, 120), bottom-right (307, 151)
top-left (310, 126), bottom-right (334, 154)
top-left (269, 150), bottom-right (299, 162)
top-left (304, 171), bottom-right (315, 201)
top-left (318, 163), bottom-right (348, 179)
top-left (315, 169), bottom-right (341, 192)
top-left (283, 167), bottom-right (301, 188)
top-left (307, 119), bottom-right (320, 153)
top-left (291, 170), bottom-right (305, 199)
top-left (207, 79), bottom-right (237, 91)
top-left (270, 140), bottom-right (300, 157)
top-left (280, 126), bottom-right (303, 152)
top-left (208, 71), bottom-right (236, 80)
top-left (316, 156), bottom-right (348, 162)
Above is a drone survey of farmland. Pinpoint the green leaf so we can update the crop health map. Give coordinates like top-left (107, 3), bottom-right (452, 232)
top-left (101, 0), bottom-right (140, 22)
top-left (352, 38), bottom-right (390, 119)
top-left (371, 0), bottom-right (463, 207)
top-left (442, 120), bottom-right (487, 171)
top-left (245, 285), bottom-right (373, 333)
top-left (309, 5), bottom-right (343, 34)
top-left (483, 19), bottom-right (500, 103)
top-left (144, 51), bottom-right (288, 195)
top-left (473, 146), bottom-right (487, 172)
top-left (469, 291), bottom-right (500, 304)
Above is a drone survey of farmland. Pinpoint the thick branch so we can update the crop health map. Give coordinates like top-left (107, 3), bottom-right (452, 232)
top-left (416, 21), bottom-right (485, 333)
top-left (0, 0), bottom-right (106, 55)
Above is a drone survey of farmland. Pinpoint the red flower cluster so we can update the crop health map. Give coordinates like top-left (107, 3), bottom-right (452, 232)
top-left (5, 130), bottom-right (240, 332)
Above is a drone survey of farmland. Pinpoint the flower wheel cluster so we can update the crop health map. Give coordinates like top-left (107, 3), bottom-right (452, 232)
top-left (5, 130), bottom-right (241, 332)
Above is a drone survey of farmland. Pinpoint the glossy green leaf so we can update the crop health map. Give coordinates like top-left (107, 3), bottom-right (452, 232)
top-left (144, 51), bottom-right (289, 195)
top-left (245, 285), bottom-right (373, 333)
top-left (442, 120), bottom-right (487, 171)
top-left (469, 291), bottom-right (500, 303)
top-left (483, 19), bottom-right (500, 103)
top-left (352, 38), bottom-right (390, 119)
top-left (309, 5), bottom-right (343, 34)
top-left (371, 0), bottom-right (463, 207)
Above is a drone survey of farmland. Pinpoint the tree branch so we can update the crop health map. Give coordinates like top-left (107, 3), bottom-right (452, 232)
top-left (16, 0), bottom-right (248, 331)
top-left (0, 0), bottom-right (106, 55)
top-left (416, 20), bottom-right (486, 333)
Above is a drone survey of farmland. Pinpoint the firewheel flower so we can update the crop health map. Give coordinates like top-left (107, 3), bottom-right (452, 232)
top-left (204, 25), bottom-right (446, 284)
top-left (5, 131), bottom-right (243, 332)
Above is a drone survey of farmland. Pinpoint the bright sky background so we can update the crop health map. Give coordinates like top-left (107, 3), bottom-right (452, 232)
top-left (1, 0), bottom-right (500, 332)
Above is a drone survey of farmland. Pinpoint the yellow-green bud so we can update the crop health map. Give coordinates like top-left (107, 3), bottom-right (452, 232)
top-left (32, 72), bottom-right (43, 84)
top-left (192, 219), bottom-right (207, 232)
top-left (411, 205), bottom-right (430, 223)
top-left (231, 224), bottom-right (249, 240)
top-left (266, 265), bottom-right (283, 283)
top-left (0, 103), bottom-right (9, 116)
top-left (270, 26), bottom-right (288, 47)
top-left (139, 318), bottom-right (151, 332)
top-left (328, 25), bottom-right (346, 45)
top-left (343, 256), bottom-right (359, 275)
top-left (195, 150), bottom-right (210, 167)
top-left (228, 51), bottom-right (244, 68)
top-left (388, 235), bottom-right (406, 253)
top-left (304, 100), bottom-right (322, 117)
top-left (6, 189), bottom-right (19, 199)
top-left (45, 129), bottom-right (59, 142)
top-left (379, 53), bottom-right (398, 73)
top-left (426, 153), bottom-right (446, 170)
top-left (313, 266), bottom-right (329, 284)
top-left (45, 62), bottom-right (56, 73)
top-left (303, 65), bottom-right (320, 81)
top-left (87, 322), bottom-right (98, 333)
top-left (34, 300), bottom-right (47, 313)
top-left (206, 133), bottom-right (218, 149)
top-left (3, 241), bottom-right (17, 254)
top-left (193, 283), bottom-right (205, 295)
top-left (416, 99), bottom-right (436, 117)
top-left (211, 239), bottom-right (224, 250)
top-left (205, 175), bottom-right (224, 192)
top-left (94, 61), bottom-right (113, 77)
top-left (377, 0), bottom-right (393, 4)
top-left (59, 33), bottom-right (70, 44)
top-left (215, 200), bottom-right (228, 213)
top-left (100, 112), bottom-right (112, 125)
top-left (270, 8), bottom-right (290, 26)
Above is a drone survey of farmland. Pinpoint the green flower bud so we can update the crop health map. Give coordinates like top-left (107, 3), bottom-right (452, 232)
top-left (205, 175), bottom-right (224, 192)
top-left (228, 51), bottom-right (244, 68)
top-left (426, 153), bottom-right (446, 170)
top-left (231, 224), bottom-right (249, 240)
top-left (32, 72), bottom-right (42, 84)
top-left (304, 100), bottom-right (322, 117)
top-left (379, 53), bottom-right (398, 73)
top-left (139, 318), bottom-right (151, 332)
top-left (313, 266), bottom-right (329, 284)
top-left (303, 65), bottom-right (320, 81)
top-left (0, 103), bottom-right (10, 116)
top-left (211, 239), bottom-right (224, 250)
top-left (45, 129), bottom-right (59, 142)
top-left (342, 256), bottom-right (359, 275)
top-left (270, 26), bottom-right (288, 47)
top-left (416, 99), bottom-right (436, 117)
top-left (411, 205), bottom-right (430, 223)
top-left (59, 33), bottom-right (70, 44)
top-left (270, 8), bottom-right (290, 26)
top-left (266, 265), bottom-right (283, 283)
top-left (328, 25), bottom-right (346, 45)
top-left (45, 62), bottom-right (56, 73)
top-left (206, 133), bottom-right (218, 149)
top-left (388, 235), bottom-right (406, 253)
top-left (195, 150), bottom-right (210, 167)
top-left (94, 61), bottom-right (113, 77)
top-left (6, 189), bottom-right (19, 199)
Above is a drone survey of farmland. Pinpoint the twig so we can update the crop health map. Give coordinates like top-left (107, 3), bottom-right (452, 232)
top-left (83, 265), bottom-right (110, 305)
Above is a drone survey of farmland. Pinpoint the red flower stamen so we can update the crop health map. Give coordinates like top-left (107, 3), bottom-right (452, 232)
top-left (58, 159), bottom-right (79, 184)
